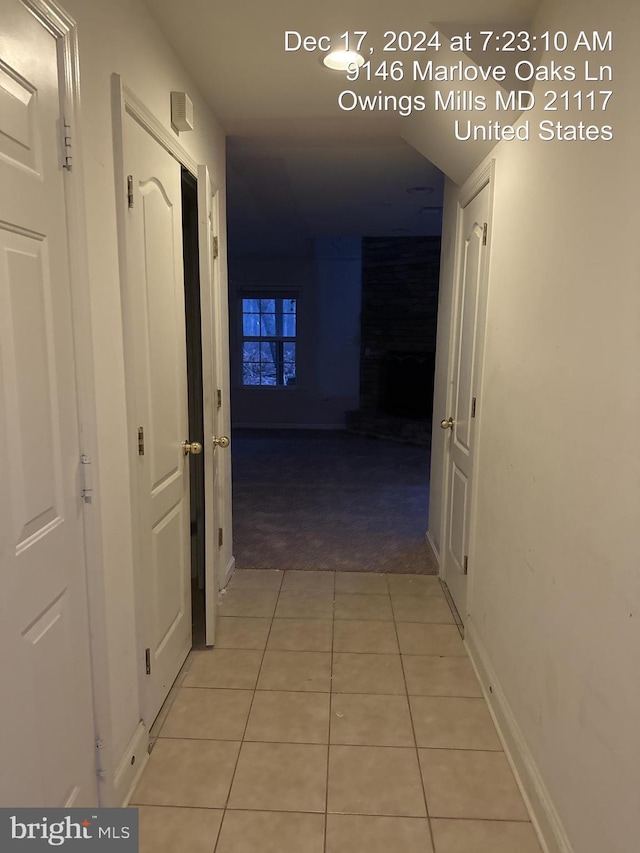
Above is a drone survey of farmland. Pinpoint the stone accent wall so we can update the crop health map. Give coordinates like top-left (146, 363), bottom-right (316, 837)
top-left (354, 236), bottom-right (441, 435)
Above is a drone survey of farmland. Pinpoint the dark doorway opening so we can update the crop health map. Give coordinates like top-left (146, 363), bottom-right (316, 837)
top-left (181, 167), bottom-right (206, 647)
top-left (379, 351), bottom-right (436, 419)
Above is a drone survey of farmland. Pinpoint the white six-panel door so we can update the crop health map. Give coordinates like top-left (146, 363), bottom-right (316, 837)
top-left (123, 114), bottom-right (192, 725)
top-left (0, 0), bottom-right (97, 806)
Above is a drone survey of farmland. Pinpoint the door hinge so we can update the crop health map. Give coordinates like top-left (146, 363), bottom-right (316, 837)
top-left (62, 119), bottom-right (73, 171)
top-left (217, 389), bottom-right (222, 409)
top-left (482, 222), bottom-right (488, 246)
top-left (471, 397), bottom-right (477, 418)
top-left (145, 648), bottom-right (151, 675)
top-left (213, 235), bottom-right (219, 259)
top-left (463, 555), bottom-right (469, 575)
top-left (218, 527), bottom-right (223, 547)
top-left (138, 426), bottom-right (145, 455)
top-left (95, 738), bottom-right (106, 778)
top-left (127, 175), bottom-right (134, 208)
top-left (80, 454), bottom-right (93, 500)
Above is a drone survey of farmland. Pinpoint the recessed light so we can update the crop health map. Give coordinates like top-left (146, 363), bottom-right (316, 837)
top-left (406, 186), bottom-right (434, 195)
top-left (322, 50), bottom-right (365, 71)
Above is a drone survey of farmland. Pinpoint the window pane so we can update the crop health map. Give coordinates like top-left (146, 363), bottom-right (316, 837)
top-left (283, 314), bottom-right (296, 336)
top-left (260, 364), bottom-right (277, 385)
top-left (243, 341), bottom-right (260, 360)
top-left (260, 313), bottom-right (276, 336)
top-left (242, 364), bottom-right (260, 385)
top-left (259, 341), bottom-right (275, 361)
top-left (259, 298), bottom-right (275, 312)
top-left (243, 315), bottom-right (261, 336)
top-left (242, 298), bottom-right (261, 313)
top-left (283, 299), bottom-right (296, 314)
top-left (284, 342), bottom-right (296, 386)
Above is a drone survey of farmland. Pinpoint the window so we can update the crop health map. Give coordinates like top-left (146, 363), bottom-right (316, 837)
top-left (241, 296), bottom-right (297, 386)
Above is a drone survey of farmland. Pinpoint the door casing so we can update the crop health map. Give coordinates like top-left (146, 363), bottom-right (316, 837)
top-left (197, 164), bottom-right (223, 646)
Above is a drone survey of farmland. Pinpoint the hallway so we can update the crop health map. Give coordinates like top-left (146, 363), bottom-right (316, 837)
top-left (131, 570), bottom-right (542, 852)
top-left (0, 0), bottom-right (637, 849)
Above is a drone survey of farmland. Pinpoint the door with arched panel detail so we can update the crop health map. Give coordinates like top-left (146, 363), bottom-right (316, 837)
top-left (442, 179), bottom-right (491, 620)
top-left (123, 114), bottom-right (192, 725)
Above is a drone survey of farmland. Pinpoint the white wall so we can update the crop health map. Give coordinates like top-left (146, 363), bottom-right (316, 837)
top-left (230, 238), bottom-right (362, 428)
top-left (61, 0), bottom-right (229, 805)
top-left (314, 237), bottom-right (362, 404)
top-left (430, 1), bottom-right (640, 851)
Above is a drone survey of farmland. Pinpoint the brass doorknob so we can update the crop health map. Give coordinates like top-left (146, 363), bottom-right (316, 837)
top-left (182, 441), bottom-right (203, 455)
top-left (440, 417), bottom-right (454, 430)
top-left (212, 435), bottom-right (230, 448)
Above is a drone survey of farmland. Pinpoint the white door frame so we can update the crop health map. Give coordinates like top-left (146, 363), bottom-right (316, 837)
top-left (439, 159), bottom-right (496, 622)
top-left (111, 75), bottom-right (223, 693)
top-left (197, 166), bottom-right (225, 645)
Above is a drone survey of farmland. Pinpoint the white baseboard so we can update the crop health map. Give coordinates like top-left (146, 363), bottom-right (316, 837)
top-left (233, 422), bottom-right (344, 430)
top-left (115, 721), bottom-right (150, 807)
top-left (426, 529), bottom-right (440, 570)
top-left (222, 555), bottom-right (236, 589)
top-left (464, 620), bottom-right (573, 853)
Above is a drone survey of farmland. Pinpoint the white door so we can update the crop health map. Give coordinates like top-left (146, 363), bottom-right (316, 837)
top-left (123, 115), bottom-right (192, 724)
top-left (0, 0), bottom-right (97, 806)
top-left (441, 180), bottom-right (491, 619)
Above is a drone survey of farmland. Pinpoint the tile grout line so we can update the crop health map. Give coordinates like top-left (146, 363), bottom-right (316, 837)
top-left (160, 687), bottom-right (482, 698)
top-left (139, 801), bottom-right (533, 823)
top-left (391, 594), bottom-right (438, 853)
top-left (324, 571), bottom-right (336, 853)
top-left (212, 571), bottom-right (284, 853)
top-left (155, 736), bottom-right (502, 752)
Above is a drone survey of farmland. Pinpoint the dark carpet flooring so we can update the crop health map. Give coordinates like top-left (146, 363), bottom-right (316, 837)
top-left (231, 429), bottom-right (437, 574)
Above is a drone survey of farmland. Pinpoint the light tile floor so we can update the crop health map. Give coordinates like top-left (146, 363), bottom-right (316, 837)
top-left (131, 570), bottom-right (543, 853)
